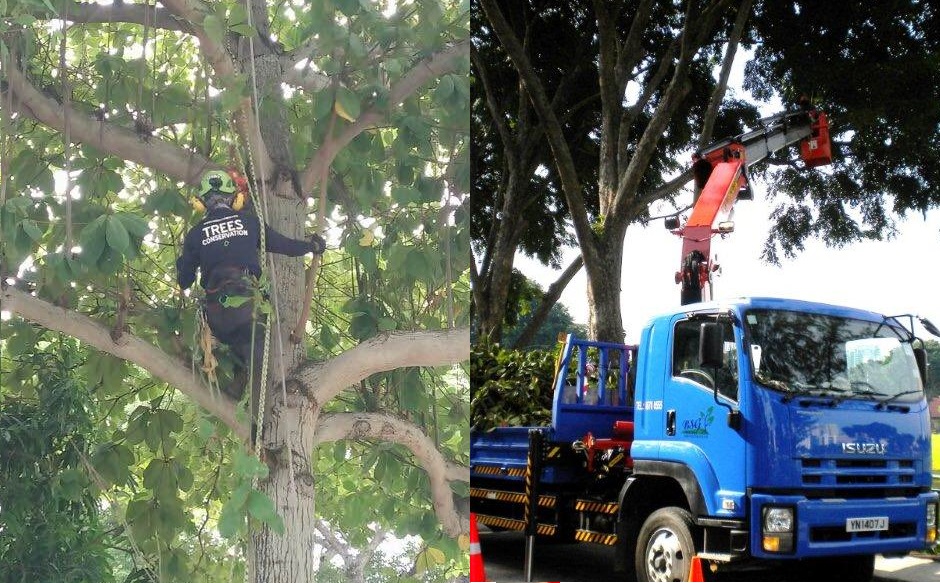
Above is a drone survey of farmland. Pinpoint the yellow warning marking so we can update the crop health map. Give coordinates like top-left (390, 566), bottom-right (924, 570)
top-left (472, 465), bottom-right (525, 477)
top-left (547, 446), bottom-right (561, 458)
top-left (574, 500), bottom-right (619, 514)
top-left (470, 488), bottom-right (556, 508)
top-left (475, 514), bottom-right (557, 536)
top-left (574, 529), bottom-right (617, 545)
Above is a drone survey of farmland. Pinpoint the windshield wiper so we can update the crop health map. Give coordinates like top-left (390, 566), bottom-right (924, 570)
top-left (780, 383), bottom-right (844, 403)
top-left (875, 390), bottom-right (922, 409)
top-left (849, 380), bottom-right (889, 397)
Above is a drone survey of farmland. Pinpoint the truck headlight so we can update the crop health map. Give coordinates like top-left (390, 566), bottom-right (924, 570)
top-left (763, 507), bottom-right (794, 533)
top-left (927, 502), bottom-right (938, 545)
top-left (762, 506), bottom-right (794, 553)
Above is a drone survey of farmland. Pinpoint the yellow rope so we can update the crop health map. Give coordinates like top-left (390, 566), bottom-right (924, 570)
top-left (197, 309), bottom-right (219, 385)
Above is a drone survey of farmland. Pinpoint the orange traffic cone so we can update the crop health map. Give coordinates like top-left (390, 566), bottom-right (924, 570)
top-left (470, 513), bottom-right (487, 582)
top-left (688, 555), bottom-right (704, 582)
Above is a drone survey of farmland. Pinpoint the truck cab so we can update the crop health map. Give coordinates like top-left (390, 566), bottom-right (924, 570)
top-left (471, 297), bottom-right (938, 581)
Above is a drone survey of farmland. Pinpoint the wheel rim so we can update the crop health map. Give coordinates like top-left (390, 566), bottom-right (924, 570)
top-left (645, 526), bottom-right (690, 582)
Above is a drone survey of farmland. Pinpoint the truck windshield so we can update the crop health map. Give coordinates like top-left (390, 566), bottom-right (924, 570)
top-left (744, 309), bottom-right (923, 403)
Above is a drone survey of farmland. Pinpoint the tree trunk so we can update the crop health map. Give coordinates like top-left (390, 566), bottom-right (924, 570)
top-left (248, 180), bottom-right (321, 581)
top-left (251, 390), bottom-right (319, 580)
top-left (586, 238), bottom-right (625, 343)
top-left (477, 226), bottom-right (519, 343)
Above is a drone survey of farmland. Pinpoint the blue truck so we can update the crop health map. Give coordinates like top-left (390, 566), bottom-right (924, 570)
top-left (470, 297), bottom-right (939, 581)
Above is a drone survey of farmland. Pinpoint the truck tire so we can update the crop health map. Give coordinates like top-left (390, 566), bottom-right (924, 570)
top-left (636, 507), bottom-right (698, 582)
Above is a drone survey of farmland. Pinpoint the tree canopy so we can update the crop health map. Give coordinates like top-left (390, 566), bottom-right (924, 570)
top-left (472, 0), bottom-right (940, 343)
top-left (0, 0), bottom-right (469, 581)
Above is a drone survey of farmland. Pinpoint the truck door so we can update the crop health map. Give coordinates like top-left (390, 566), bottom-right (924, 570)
top-left (663, 315), bottom-right (747, 517)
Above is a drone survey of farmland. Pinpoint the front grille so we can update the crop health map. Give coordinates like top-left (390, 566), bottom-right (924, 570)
top-left (836, 459), bottom-right (886, 469)
top-left (801, 457), bottom-right (918, 491)
top-left (836, 474), bottom-right (886, 485)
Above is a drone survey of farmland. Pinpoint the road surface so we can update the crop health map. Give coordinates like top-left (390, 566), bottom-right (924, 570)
top-left (478, 530), bottom-right (940, 582)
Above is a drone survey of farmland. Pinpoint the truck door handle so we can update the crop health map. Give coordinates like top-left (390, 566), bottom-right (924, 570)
top-left (666, 409), bottom-right (676, 436)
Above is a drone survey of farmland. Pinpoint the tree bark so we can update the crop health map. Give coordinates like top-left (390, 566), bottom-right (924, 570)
top-left (585, 238), bottom-right (625, 342)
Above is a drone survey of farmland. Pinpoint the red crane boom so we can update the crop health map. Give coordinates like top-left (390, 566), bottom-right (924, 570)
top-left (670, 106), bottom-right (832, 304)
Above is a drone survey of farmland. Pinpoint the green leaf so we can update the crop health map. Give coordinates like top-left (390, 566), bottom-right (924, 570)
top-left (202, 15), bottom-right (225, 46)
top-left (105, 215), bottom-right (131, 254)
top-left (333, 0), bottom-right (360, 17)
top-left (79, 215), bottom-right (108, 265)
top-left (143, 458), bottom-right (178, 498)
top-left (116, 212), bottom-right (149, 238)
top-left (20, 219), bottom-right (42, 242)
top-left (218, 497), bottom-right (246, 538)
top-left (433, 75), bottom-right (455, 105)
top-left (333, 443), bottom-right (348, 464)
top-left (336, 87), bottom-right (362, 121)
top-left (319, 325), bottom-right (339, 350)
top-left (233, 448), bottom-right (269, 480)
top-left (246, 490), bottom-right (283, 532)
top-left (220, 87), bottom-right (244, 113)
top-left (392, 186), bottom-right (421, 205)
top-left (414, 547), bottom-right (446, 573)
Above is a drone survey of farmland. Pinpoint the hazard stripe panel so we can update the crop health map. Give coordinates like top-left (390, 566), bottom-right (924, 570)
top-left (574, 499), bottom-right (620, 514)
top-left (472, 465), bottom-right (526, 477)
top-left (546, 446), bottom-right (562, 458)
top-left (475, 514), bottom-right (557, 536)
top-left (470, 487), bottom-right (556, 508)
top-left (574, 529), bottom-right (617, 545)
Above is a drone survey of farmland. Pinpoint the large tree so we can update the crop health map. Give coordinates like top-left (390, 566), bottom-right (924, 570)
top-left (474, 0), bottom-right (940, 342)
top-left (0, 0), bottom-right (469, 581)
top-left (475, 0), bottom-right (758, 341)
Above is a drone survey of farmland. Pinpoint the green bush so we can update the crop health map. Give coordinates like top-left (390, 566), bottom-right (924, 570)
top-left (470, 340), bottom-right (558, 430)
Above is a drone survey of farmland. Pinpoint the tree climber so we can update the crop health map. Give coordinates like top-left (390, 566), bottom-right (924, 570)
top-left (177, 169), bottom-right (326, 422)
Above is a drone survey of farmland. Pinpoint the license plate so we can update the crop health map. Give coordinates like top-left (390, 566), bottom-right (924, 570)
top-left (846, 517), bottom-right (888, 532)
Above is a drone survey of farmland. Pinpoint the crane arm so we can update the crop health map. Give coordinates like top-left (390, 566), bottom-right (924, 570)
top-left (672, 107), bottom-right (831, 305)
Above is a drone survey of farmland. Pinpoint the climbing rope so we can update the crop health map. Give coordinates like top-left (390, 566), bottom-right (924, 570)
top-left (197, 309), bottom-right (220, 387)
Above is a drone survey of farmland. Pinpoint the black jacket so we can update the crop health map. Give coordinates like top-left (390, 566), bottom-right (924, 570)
top-left (177, 207), bottom-right (313, 291)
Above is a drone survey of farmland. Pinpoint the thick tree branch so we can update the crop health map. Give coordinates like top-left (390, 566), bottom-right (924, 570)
top-left (618, 35), bottom-right (680, 174)
top-left (611, 0), bottom-right (733, 221)
top-left (698, 0), bottom-right (753, 149)
top-left (301, 328), bottom-right (470, 406)
top-left (281, 67), bottom-right (331, 94)
top-left (593, 0), bottom-right (624, 212)
top-left (512, 255), bottom-right (584, 349)
top-left (314, 412), bottom-right (469, 537)
top-left (160, 0), bottom-right (274, 176)
top-left (478, 0), bottom-right (597, 264)
top-left (4, 63), bottom-right (212, 185)
top-left (0, 286), bottom-right (248, 439)
top-left (472, 45), bottom-right (515, 174)
top-left (300, 41), bottom-right (470, 193)
top-left (637, 167), bottom-right (696, 210)
top-left (616, 0), bottom-right (656, 93)
top-left (23, 1), bottom-right (187, 32)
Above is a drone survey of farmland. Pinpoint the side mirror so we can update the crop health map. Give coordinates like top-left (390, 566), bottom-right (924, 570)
top-left (914, 347), bottom-right (929, 387)
top-left (699, 322), bottom-right (724, 368)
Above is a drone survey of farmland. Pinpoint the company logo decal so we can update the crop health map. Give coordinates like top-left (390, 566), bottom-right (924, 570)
top-left (682, 406), bottom-right (715, 437)
top-left (841, 442), bottom-right (887, 455)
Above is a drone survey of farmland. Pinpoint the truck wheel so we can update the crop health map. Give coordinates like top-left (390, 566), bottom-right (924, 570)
top-left (636, 507), bottom-right (698, 582)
